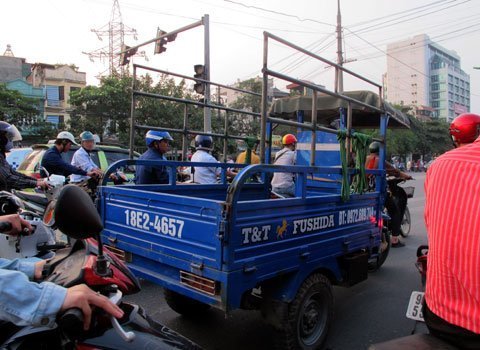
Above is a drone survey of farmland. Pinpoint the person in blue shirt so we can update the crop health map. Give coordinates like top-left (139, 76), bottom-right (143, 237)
top-left (70, 131), bottom-right (103, 183)
top-left (40, 131), bottom-right (100, 178)
top-left (136, 130), bottom-right (173, 185)
top-left (0, 214), bottom-right (123, 329)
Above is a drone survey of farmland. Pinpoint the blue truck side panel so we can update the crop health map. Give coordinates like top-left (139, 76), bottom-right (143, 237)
top-left (99, 162), bottom-right (384, 312)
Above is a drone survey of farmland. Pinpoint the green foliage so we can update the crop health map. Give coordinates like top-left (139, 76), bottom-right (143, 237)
top-left (0, 83), bottom-right (39, 123)
top-left (0, 83), bottom-right (56, 141)
top-left (229, 78), bottom-right (262, 138)
top-left (362, 113), bottom-right (452, 159)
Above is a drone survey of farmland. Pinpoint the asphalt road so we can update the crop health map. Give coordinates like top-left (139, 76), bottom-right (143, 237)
top-left (126, 172), bottom-right (429, 350)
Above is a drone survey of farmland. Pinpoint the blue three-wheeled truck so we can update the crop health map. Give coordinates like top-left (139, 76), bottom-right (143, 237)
top-left (98, 32), bottom-right (410, 349)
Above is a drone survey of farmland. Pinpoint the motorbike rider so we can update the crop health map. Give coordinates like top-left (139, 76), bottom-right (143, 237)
top-left (70, 131), bottom-right (103, 183)
top-left (366, 141), bottom-right (412, 248)
top-left (423, 112), bottom-right (480, 348)
top-left (136, 130), bottom-right (173, 185)
top-left (41, 131), bottom-right (101, 179)
top-left (191, 135), bottom-right (236, 184)
top-left (0, 121), bottom-right (49, 191)
top-left (271, 134), bottom-right (297, 197)
top-left (0, 214), bottom-right (123, 330)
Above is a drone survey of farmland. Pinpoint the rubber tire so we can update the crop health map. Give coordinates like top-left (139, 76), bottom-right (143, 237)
top-left (164, 289), bottom-right (211, 317)
top-left (369, 228), bottom-right (391, 272)
top-left (273, 273), bottom-right (333, 350)
top-left (400, 206), bottom-right (411, 237)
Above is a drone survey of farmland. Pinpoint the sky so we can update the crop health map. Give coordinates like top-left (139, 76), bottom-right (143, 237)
top-left (2, 0), bottom-right (480, 110)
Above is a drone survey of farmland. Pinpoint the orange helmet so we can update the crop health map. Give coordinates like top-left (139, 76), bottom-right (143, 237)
top-left (282, 134), bottom-right (297, 145)
top-left (449, 113), bottom-right (480, 144)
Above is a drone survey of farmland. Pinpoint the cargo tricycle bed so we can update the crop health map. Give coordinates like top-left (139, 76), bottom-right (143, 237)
top-left (99, 31), bottom-right (410, 350)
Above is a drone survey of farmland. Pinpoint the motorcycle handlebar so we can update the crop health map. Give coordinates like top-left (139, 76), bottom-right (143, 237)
top-left (58, 307), bottom-right (84, 335)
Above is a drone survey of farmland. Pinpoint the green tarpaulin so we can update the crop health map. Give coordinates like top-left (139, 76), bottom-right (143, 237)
top-left (269, 90), bottom-right (410, 129)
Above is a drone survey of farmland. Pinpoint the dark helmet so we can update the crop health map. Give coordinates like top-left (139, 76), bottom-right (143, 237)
top-left (449, 113), bottom-right (480, 145)
top-left (195, 135), bottom-right (213, 151)
top-left (369, 141), bottom-right (380, 154)
top-left (0, 121), bottom-right (22, 152)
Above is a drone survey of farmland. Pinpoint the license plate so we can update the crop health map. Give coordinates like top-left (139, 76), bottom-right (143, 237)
top-left (406, 291), bottom-right (425, 322)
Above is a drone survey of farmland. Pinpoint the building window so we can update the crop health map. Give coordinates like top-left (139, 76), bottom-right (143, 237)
top-left (431, 83), bottom-right (439, 91)
top-left (46, 115), bottom-right (64, 126)
top-left (431, 75), bottom-right (438, 82)
top-left (46, 86), bottom-right (64, 107)
top-left (431, 92), bottom-right (439, 99)
top-left (70, 86), bottom-right (80, 94)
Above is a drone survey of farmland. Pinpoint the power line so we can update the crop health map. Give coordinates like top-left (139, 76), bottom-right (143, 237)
top-left (349, 23), bottom-right (480, 63)
top-left (223, 0), bottom-right (336, 28)
top-left (345, 11), bottom-right (480, 54)
top-left (348, 0), bottom-right (450, 28)
top-left (345, 0), bottom-right (471, 37)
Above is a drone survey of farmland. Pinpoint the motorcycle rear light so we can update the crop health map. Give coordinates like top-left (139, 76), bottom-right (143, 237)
top-left (31, 172), bottom-right (41, 179)
top-left (180, 271), bottom-right (219, 296)
top-left (378, 218), bottom-right (384, 230)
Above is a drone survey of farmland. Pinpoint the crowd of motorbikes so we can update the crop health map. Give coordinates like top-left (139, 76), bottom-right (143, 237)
top-left (0, 171), bottom-right (202, 349)
top-left (0, 164), bottom-right (433, 349)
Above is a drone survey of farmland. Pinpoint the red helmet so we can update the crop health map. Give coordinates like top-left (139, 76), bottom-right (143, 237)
top-left (282, 134), bottom-right (297, 145)
top-left (449, 113), bottom-right (480, 144)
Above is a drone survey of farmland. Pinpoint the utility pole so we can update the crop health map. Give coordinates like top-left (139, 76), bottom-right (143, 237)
top-left (335, 0), bottom-right (344, 93)
top-left (203, 14), bottom-right (211, 132)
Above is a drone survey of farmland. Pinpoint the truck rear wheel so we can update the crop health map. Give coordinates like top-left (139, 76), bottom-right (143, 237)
top-left (164, 289), bottom-right (210, 317)
top-left (274, 273), bottom-right (333, 350)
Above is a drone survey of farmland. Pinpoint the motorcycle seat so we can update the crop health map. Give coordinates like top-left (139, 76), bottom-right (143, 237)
top-left (368, 333), bottom-right (458, 350)
top-left (12, 190), bottom-right (48, 206)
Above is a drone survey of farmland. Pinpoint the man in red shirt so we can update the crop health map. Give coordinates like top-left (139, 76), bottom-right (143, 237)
top-left (424, 113), bottom-right (480, 348)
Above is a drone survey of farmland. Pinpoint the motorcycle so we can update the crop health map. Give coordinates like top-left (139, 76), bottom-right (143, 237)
top-left (368, 246), bottom-right (458, 349)
top-left (387, 177), bottom-right (414, 238)
top-left (0, 191), bottom-right (61, 259)
top-left (0, 185), bottom-right (202, 349)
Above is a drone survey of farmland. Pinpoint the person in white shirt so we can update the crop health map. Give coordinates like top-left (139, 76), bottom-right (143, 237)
top-left (271, 133), bottom-right (297, 197)
top-left (70, 131), bottom-right (102, 183)
top-left (191, 135), bottom-right (235, 184)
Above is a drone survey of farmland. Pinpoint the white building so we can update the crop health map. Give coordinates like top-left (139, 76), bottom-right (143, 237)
top-left (385, 34), bottom-right (470, 122)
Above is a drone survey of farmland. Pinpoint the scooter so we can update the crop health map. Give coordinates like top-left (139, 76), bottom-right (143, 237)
top-left (0, 185), bottom-right (202, 349)
top-left (12, 168), bottom-right (66, 217)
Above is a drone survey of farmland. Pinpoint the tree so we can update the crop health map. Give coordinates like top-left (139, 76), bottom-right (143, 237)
top-left (229, 78), bottom-right (262, 138)
top-left (69, 75), bottom-right (132, 142)
top-left (0, 83), bottom-right (56, 142)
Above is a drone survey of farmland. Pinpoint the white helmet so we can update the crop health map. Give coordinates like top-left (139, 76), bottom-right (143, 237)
top-left (56, 131), bottom-right (78, 145)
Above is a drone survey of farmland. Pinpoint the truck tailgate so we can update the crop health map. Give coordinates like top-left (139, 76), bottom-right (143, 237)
top-left (99, 186), bottom-right (225, 270)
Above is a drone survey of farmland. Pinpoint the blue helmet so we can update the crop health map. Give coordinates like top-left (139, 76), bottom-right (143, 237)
top-left (80, 131), bottom-right (95, 142)
top-left (195, 135), bottom-right (213, 151)
top-left (145, 130), bottom-right (173, 147)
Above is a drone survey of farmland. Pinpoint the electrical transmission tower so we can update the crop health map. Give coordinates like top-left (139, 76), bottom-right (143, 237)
top-left (83, 0), bottom-right (146, 77)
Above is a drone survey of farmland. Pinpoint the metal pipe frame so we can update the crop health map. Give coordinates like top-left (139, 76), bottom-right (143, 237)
top-left (134, 64), bottom-right (261, 97)
top-left (265, 68), bottom-right (384, 114)
top-left (118, 19), bottom-right (203, 56)
top-left (264, 31), bottom-right (382, 99)
top-left (133, 91), bottom-right (260, 118)
top-left (128, 65), bottom-right (137, 159)
top-left (135, 124), bottom-right (251, 142)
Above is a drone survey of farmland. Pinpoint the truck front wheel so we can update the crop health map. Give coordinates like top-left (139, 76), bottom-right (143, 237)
top-left (274, 273), bottom-right (333, 350)
top-left (164, 289), bottom-right (211, 317)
